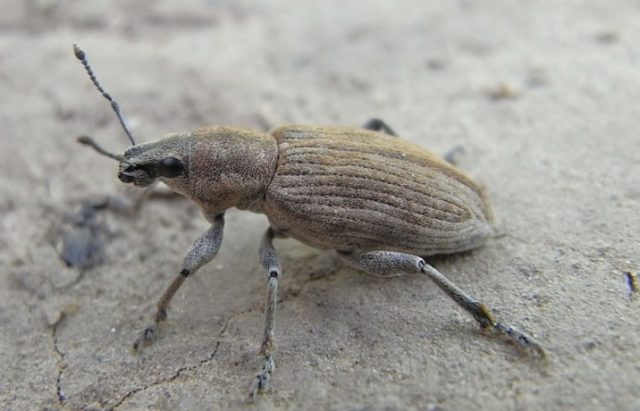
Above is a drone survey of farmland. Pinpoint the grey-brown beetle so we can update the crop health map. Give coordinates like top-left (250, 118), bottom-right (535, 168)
top-left (73, 44), bottom-right (544, 399)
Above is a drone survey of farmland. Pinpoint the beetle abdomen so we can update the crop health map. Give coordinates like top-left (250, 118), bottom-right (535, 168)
top-left (264, 125), bottom-right (493, 256)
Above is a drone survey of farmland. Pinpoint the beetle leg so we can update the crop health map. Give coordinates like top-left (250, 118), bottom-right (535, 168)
top-left (443, 145), bottom-right (465, 166)
top-left (362, 118), bottom-right (397, 136)
top-left (338, 250), bottom-right (545, 357)
top-left (132, 214), bottom-right (225, 351)
top-left (249, 228), bottom-right (282, 401)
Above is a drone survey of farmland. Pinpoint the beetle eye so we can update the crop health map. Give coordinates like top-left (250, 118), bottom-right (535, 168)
top-left (157, 157), bottom-right (184, 178)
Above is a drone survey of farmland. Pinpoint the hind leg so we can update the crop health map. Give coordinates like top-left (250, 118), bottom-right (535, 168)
top-left (362, 118), bottom-right (397, 136)
top-left (338, 250), bottom-right (544, 356)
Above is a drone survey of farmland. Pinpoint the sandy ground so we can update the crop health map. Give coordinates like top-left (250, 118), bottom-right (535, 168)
top-left (1, 0), bottom-right (639, 410)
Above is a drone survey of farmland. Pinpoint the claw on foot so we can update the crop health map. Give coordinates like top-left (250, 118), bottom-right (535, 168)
top-left (248, 356), bottom-right (275, 402)
top-left (494, 321), bottom-right (546, 358)
top-left (132, 323), bottom-right (159, 352)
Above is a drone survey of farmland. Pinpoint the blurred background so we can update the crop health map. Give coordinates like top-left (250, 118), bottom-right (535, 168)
top-left (1, 1), bottom-right (638, 410)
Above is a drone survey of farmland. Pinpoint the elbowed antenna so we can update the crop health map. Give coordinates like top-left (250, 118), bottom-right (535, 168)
top-left (77, 135), bottom-right (135, 166)
top-left (73, 44), bottom-right (137, 146)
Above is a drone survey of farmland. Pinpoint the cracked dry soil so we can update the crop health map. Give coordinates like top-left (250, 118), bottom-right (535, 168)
top-left (2, 1), bottom-right (640, 410)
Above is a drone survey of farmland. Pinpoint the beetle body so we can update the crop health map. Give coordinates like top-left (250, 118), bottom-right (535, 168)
top-left (265, 125), bottom-right (493, 255)
top-left (73, 43), bottom-right (543, 401)
top-left (122, 124), bottom-right (493, 256)
top-left (92, 122), bottom-right (543, 399)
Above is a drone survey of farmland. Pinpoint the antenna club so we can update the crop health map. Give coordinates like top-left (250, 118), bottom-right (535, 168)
top-left (77, 135), bottom-right (92, 145)
top-left (73, 44), bottom-right (85, 60)
top-left (72, 43), bottom-right (138, 146)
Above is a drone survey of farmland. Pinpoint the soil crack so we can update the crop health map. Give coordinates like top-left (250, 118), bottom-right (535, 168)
top-left (110, 340), bottom-right (221, 410)
top-left (108, 261), bottom-right (340, 409)
top-left (110, 319), bottom-right (231, 410)
top-left (51, 319), bottom-right (67, 404)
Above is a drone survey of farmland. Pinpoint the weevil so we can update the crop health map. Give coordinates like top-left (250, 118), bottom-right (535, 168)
top-left (72, 44), bottom-right (544, 399)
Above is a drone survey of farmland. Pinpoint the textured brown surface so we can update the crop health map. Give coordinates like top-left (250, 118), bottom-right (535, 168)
top-left (133, 126), bottom-right (280, 215)
top-left (266, 125), bottom-right (492, 254)
top-left (1, 1), bottom-right (639, 410)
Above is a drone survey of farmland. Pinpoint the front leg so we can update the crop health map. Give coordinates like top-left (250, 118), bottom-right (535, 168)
top-left (249, 227), bottom-right (283, 400)
top-left (133, 214), bottom-right (225, 351)
top-left (339, 250), bottom-right (545, 356)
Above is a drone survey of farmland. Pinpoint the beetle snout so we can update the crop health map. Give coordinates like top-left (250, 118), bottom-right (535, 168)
top-left (118, 171), bottom-right (135, 183)
top-left (118, 164), bottom-right (155, 187)
top-left (118, 164), bottom-right (138, 182)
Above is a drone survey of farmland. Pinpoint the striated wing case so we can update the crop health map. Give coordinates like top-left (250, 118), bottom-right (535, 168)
top-left (264, 125), bottom-right (493, 256)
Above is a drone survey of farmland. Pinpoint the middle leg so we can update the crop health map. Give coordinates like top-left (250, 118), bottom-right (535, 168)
top-left (249, 227), bottom-right (283, 400)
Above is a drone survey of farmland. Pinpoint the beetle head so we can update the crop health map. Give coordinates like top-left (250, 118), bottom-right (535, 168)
top-left (73, 45), bottom-right (277, 214)
top-left (79, 126), bottom-right (278, 214)
top-left (117, 135), bottom-right (189, 187)
top-left (77, 134), bottom-right (189, 188)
